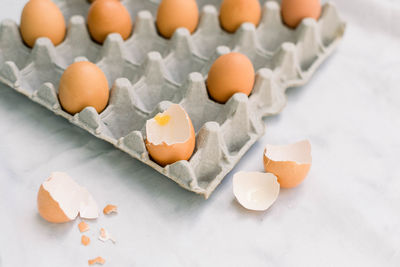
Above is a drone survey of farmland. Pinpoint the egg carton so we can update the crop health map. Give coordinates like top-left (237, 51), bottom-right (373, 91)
top-left (0, 0), bottom-right (345, 198)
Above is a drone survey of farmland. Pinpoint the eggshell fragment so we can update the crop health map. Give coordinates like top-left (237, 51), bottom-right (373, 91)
top-left (156, 0), bottom-right (199, 38)
top-left (37, 172), bottom-right (99, 223)
top-left (87, 0), bottom-right (132, 44)
top-left (146, 104), bottom-right (195, 166)
top-left (81, 235), bottom-right (91, 246)
top-left (78, 221), bottom-right (90, 233)
top-left (207, 52), bottom-right (255, 103)
top-left (233, 172), bottom-right (280, 211)
top-left (99, 228), bottom-right (116, 243)
top-left (263, 140), bottom-right (312, 188)
top-left (219, 0), bottom-right (261, 33)
top-left (281, 0), bottom-right (321, 28)
top-left (88, 257), bottom-right (105, 265)
top-left (20, 0), bottom-right (66, 47)
top-left (103, 204), bottom-right (117, 215)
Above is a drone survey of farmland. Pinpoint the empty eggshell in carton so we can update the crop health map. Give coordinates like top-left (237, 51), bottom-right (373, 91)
top-left (146, 104), bottom-right (195, 166)
top-left (37, 172), bottom-right (99, 223)
top-left (233, 171), bottom-right (280, 211)
top-left (0, 0), bottom-right (345, 198)
top-left (263, 140), bottom-right (312, 188)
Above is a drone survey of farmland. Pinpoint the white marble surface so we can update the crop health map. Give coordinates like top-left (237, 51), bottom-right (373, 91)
top-left (1, 0), bottom-right (400, 266)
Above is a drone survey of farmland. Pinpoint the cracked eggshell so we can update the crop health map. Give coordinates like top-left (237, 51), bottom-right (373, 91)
top-left (37, 172), bottom-right (99, 223)
top-left (146, 104), bottom-right (195, 167)
top-left (263, 140), bottom-right (312, 188)
top-left (233, 171), bottom-right (280, 211)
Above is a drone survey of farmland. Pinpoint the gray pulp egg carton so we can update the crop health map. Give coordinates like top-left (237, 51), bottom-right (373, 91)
top-left (0, 0), bottom-right (345, 198)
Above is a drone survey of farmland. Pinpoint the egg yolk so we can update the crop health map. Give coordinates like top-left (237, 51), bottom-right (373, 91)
top-left (155, 114), bottom-right (171, 126)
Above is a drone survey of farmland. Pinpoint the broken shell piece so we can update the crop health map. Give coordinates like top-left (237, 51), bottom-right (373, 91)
top-left (103, 204), bottom-right (118, 215)
top-left (263, 140), bottom-right (312, 188)
top-left (233, 172), bottom-right (280, 211)
top-left (37, 172), bottom-right (99, 223)
top-left (78, 221), bottom-right (90, 233)
top-left (88, 257), bottom-right (105, 265)
top-left (145, 104), bottom-right (196, 166)
top-left (81, 235), bottom-right (90, 246)
top-left (99, 228), bottom-right (116, 243)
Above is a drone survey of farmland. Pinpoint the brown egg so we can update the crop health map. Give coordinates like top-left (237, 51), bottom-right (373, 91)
top-left (20, 0), bottom-right (66, 48)
top-left (58, 61), bottom-right (109, 115)
top-left (156, 0), bottom-right (199, 39)
top-left (87, 0), bottom-right (132, 44)
top-left (207, 52), bottom-right (255, 104)
top-left (146, 104), bottom-right (196, 166)
top-left (219, 0), bottom-right (261, 33)
top-left (281, 0), bottom-right (321, 28)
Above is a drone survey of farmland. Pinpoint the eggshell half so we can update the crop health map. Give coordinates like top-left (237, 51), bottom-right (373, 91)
top-left (281, 0), bottom-right (321, 28)
top-left (263, 140), bottom-right (312, 188)
top-left (233, 172), bottom-right (280, 211)
top-left (37, 172), bottom-right (99, 223)
top-left (146, 104), bottom-right (195, 166)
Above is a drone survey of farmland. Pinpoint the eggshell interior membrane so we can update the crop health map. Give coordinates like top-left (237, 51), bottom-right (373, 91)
top-left (79, 187), bottom-right (99, 219)
top-left (263, 140), bottom-right (312, 188)
top-left (233, 172), bottom-right (280, 211)
top-left (40, 172), bottom-right (83, 221)
top-left (264, 140), bottom-right (311, 164)
top-left (38, 172), bottom-right (99, 223)
top-left (146, 104), bottom-right (191, 146)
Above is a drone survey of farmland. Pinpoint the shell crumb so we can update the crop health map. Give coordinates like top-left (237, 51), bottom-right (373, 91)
top-left (81, 235), bottom-right (90, 246)
top-left (88, 256), bottom-right (105, 265)
top-left (103, 204), bottom-right (118, 215)
top-left (78, 221), bottom-right (89, 233)
top-left (99, 227), bottom-right (116, 243)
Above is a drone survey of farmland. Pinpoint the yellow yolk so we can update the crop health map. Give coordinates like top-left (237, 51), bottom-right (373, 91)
top-left (154, 114), bottom-right (171, 126)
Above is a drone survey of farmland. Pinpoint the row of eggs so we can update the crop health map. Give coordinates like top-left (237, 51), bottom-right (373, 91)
top-left (59, 51), bottom-right (254, 166)
top-left (20, 0), bottom-right (322, 47)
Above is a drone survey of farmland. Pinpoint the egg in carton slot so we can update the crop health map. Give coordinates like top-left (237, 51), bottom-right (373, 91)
top-left (0, 0), bottom-right (345, 198)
